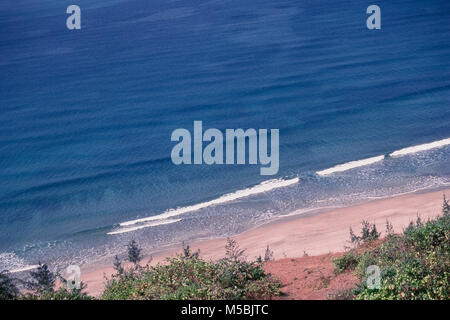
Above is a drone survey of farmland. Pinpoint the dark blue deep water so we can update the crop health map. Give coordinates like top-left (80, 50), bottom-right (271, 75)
top-left (0, 0), bottom-right (449, 270)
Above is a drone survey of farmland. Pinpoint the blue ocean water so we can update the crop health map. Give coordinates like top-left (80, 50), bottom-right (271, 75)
top-left (0, 0), bottom-right (450, 270)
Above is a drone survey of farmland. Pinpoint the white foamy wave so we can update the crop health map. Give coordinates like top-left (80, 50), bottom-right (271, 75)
top-left (10, 265), bottom-right (39, 273)
top-left (390, 138), bottom-right (450, 157)
top-left (316, 137), bottom-right (450, 176)
top-left (107, 218), bottom-right (182, 235)
top-left (316, 155), bottom-right (384, 176)
top-left (112, 177), bottom-right (300, 232)
top-left (0, 252), bottom-right (38, 273)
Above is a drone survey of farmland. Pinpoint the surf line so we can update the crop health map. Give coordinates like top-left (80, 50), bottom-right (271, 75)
top-left (107, 218), bottom-right (182, 235)
top-left (107, 177), bottom-right (300, 235)
top-left (316, 137), bottom-right (450, 176)
top-left (10, 265), bottom-right (39, 273)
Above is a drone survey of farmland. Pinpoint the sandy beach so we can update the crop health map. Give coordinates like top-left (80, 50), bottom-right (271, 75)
top-left (82, 188), bottom-right (449, 297)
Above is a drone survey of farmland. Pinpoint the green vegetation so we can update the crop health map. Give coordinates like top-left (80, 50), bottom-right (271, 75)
top-left (348, 220), bottom-right (380, 246)
top-left (127, 239), bottom-right (143, 265)
top-left (1, 262), bottom-right (92, 300)
top-left (1, 239), bottom-right (279, 300)
top-left (26, 263), bottom-right (56, 294)
top-left (334, 195), bottom-right (450, 300)
top-left (263, 245), bottom-right (274, 262)
top-left (0, 271), bottom-right (19, 300)
top-left (102, 239), bottom-right (281, 300)
top-left (333, 251), bottom-right (360, 275)
top-left (21, 286), bottom-right (93, 300)
top-left (20, 262), bottom-right (93, 300)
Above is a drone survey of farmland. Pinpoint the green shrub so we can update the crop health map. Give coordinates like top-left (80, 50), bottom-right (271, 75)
top-left (333, 251), bottom-right (360, 275)
top-left (21, 286), bottom-right (94, 300)
top-left (0, 271), bottom-right (19, 300)
top-left (349, 220), bottom-right (380, 246)
top-left (21, 262), bottom-right (93, 300)
top-left (102, 239), bottom-right (281, 300)
top-left (335, 198), bottom-right (449, 300)
top-left (354, 207), bottom-right (450, 300)
top-left (26, 263), bottom-right (56, 294)
top-left (264, 245), bottom-right (274, 262)
top-left (127, 240), bottom-right (143, 265)
top-left (443, 195), bottom-right (450, 215)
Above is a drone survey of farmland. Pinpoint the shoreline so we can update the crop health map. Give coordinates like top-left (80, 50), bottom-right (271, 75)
top-left (82, 187), bottom-right (450, 297)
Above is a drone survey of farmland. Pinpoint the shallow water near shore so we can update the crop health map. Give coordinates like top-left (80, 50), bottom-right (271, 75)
top-left (1, 0), bottom-right (450, 272)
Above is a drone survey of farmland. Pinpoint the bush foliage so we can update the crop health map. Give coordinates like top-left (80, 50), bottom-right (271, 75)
top-left (0, 271), bottom-right (19, 300)
top-left (334, 197), bottom-right (450, 300)
top-left (1, 262), bottom-right (94, 300)
top-left (102, 239), bottom-right (281, 300)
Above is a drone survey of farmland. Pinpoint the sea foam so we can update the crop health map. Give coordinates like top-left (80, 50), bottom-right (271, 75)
top-left (390, 138), bottom-right (450, 157)
top-left (316, 155), bottom-right (385, 176)
top-left (316, 137), bottom-right (450, 176)
top-left (107, 218), bottom-right (182, 235)
top-left (0, 252), bottom-right (38, 273)
top-left (108, 177), bottom-right (299, 235)
top-left (109, 137), bottom-right (450, 235)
